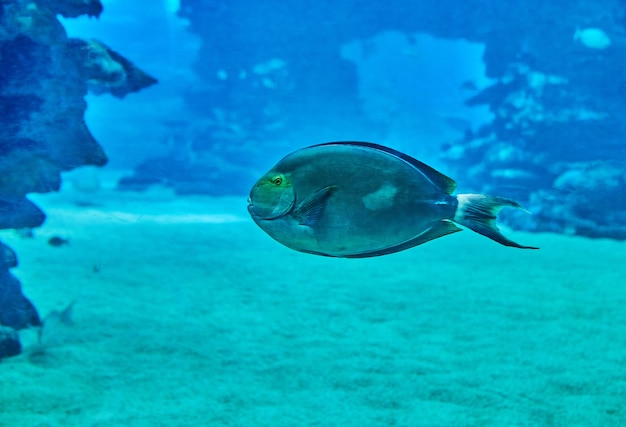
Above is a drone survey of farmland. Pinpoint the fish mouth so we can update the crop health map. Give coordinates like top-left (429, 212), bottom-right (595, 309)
top-left (247, 198), bottom-right (266, 220)
top-left (247, 202), bottom-right (272, 221)
top-left (247, 198), bottom-right (293, 221)
top-left (247, 198), bottom-right (257, 217)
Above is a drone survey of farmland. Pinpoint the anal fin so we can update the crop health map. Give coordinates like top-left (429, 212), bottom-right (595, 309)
top-left (343, 220), bottom-right (462, 258)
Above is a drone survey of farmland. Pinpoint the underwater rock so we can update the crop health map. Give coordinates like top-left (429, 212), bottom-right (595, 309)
top-left (177, 0), bottom-right (626, 239)
top-left (0, 326), bottom-right (21, 360)
top-left (38, 0), bottom-right (103, 18)
top-left (0, 0), bottom-right (156, 218)
top-left (1, 2), bottom-right (67, 45)
top-left (444, 54), bottom-right (626, 238)
top-left (0, 269), bottom-right (41, 331)
top-left (0, 0), bottom-right (156, 357)
top-left (68, 38), bottom-right (158, 98)
top-left (117, 156), bottom-right (188, 191)
top-left (0, 243), bottom-right (18, 270)
top-left (0, 150), bottom-right (62, 197)
top-left (0, 198), bottom-right (46, 230)
top-left (499, 161), bottom-right (626, 239)
top-left (0, 7), bottom-right (96, 207)
top-left (118, 155), bottom-right (255, 195)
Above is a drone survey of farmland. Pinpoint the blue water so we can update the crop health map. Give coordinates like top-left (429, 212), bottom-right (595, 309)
top-left (2, 1), bottom-right (626, 425)
top-left (61, 2), bottom-right (492, 171)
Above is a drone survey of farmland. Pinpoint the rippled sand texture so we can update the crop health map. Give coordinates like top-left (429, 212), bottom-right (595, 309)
top-left (1, 187), bottom-right (624, 426)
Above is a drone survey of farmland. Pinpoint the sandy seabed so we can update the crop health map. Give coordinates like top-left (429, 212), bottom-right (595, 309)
top-left (0, 185), bottom-right (625, 427)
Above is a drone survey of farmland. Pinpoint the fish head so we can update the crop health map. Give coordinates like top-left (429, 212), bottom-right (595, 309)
top-left (248, 171), bottom-right (295, 220)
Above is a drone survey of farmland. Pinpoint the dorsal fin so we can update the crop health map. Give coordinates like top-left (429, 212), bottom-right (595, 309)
top-left (312, 141), bottom-right (457, 194)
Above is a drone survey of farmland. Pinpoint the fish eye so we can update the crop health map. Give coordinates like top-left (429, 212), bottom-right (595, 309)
top-left (272, 176), bottom-right (283, 185)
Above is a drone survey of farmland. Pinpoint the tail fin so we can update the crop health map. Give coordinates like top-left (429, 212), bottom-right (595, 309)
top-left (454, 194), bottom-right (538, 249)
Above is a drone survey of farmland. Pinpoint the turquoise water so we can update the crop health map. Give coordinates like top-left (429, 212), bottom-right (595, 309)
top-left (2, 1), bottom-right (626, 426)
top-left (1, 188), bottom-right (625, 426)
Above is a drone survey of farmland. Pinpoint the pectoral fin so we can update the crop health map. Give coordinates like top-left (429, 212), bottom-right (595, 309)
top-left (293, 186), bottom-right (336, 226)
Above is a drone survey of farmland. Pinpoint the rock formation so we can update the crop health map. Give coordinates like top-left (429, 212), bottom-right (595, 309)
top-left (0, 0), bottom-right (157, 358)
top-left (149, 0), bottom-right (624, 238)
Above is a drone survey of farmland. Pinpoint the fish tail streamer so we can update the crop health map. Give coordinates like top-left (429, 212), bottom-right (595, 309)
top-left (453, 194), bottom-right (538, 249)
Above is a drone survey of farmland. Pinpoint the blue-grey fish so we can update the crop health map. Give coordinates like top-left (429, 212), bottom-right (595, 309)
top-left (48, 236), bottom-right (69, 247)
top-left (248, 142), bottom-right (537, 257)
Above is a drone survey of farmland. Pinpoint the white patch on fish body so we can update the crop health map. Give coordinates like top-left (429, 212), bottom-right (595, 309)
top-left (362, 183), bottom-right (398, 211)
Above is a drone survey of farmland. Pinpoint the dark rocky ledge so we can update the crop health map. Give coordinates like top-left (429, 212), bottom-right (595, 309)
top-left (133, 0), bottom-right (622, 239)
top-left (0, 0), bottom-right (156, 358)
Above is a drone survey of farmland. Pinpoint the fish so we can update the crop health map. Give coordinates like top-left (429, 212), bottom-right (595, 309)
top-left (0, 325), bottom-right (21, 359)
top-left (573, 27), bottom-right (611, 50)
top-left (38, 301), bottom-right (75, 346)
top-left (247, 142), bottom-right (537, 257)
top-left (48, 236), bottom-right (70, 247)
